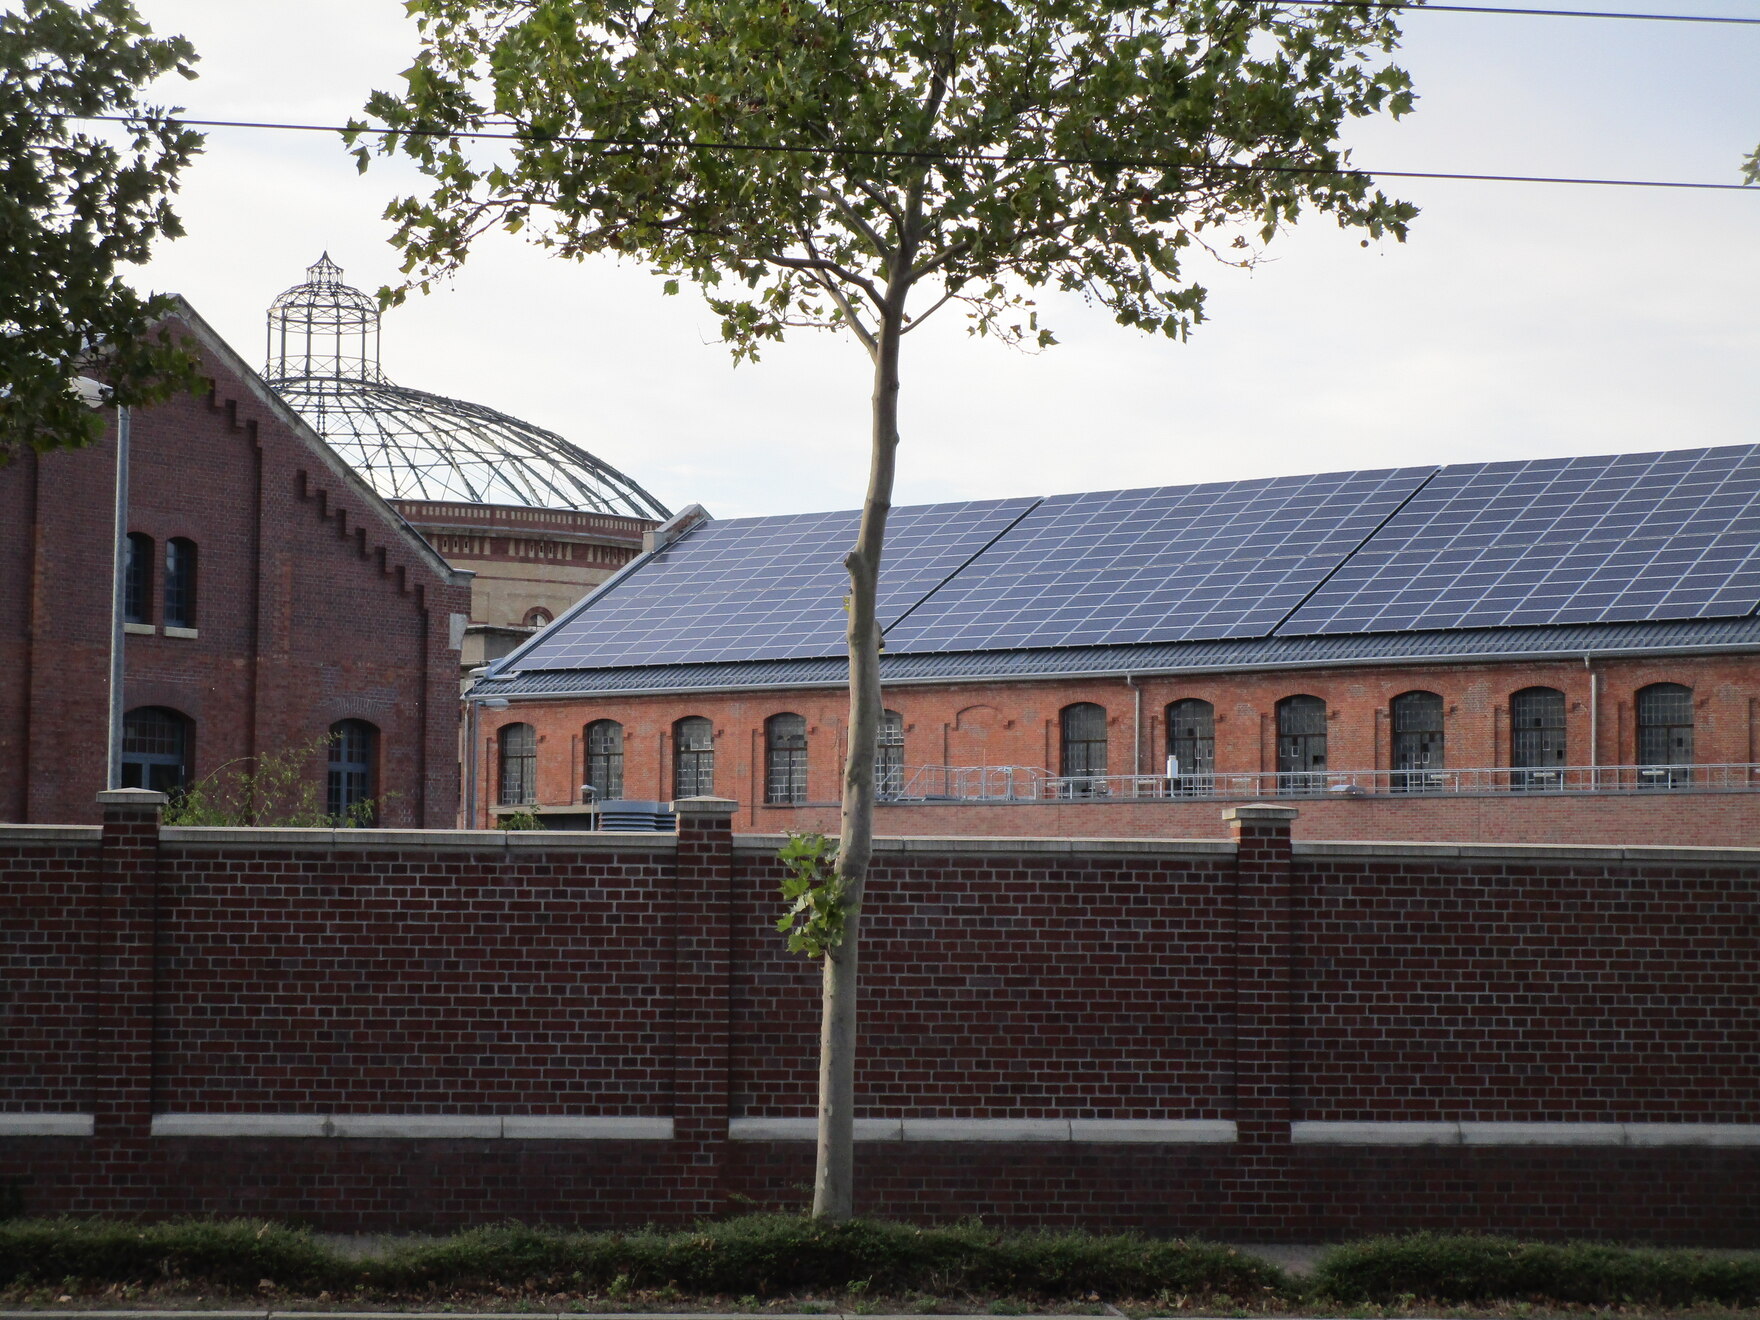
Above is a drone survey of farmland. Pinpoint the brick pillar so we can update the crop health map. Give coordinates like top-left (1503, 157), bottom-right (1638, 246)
top-left (671, 795), bottom-right (737, 1216)
top-left (1225, 803), bottom-right (1298, 1231)
top-left (93, 789), bottom-right (164, 1206)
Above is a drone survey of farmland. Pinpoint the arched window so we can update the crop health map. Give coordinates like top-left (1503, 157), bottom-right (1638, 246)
top-left (164, 537), bottom-right (197, 629)
top-left (498, 722), bottom-right (537, 806)
top-left (1165, 698), bottom-right (1214, 793)
top-left (1059, 702), bottom-right (1108, 795)
top-left (121, 706), bottom-right (190, 795)
top-left (523, 606), bottom-right (553, 628)
top-left (1509, 686), bottom-right (1567, 790)
top-left (875, 709), bottom-right (905, 798)
top-left (1276, 695), bottom-right (1328, 794)
top-left (327, 719), bottom-right (377, 823)
top-left (672, 716), bottom-right (715, 799)
top-left (1636, 682), bottom-right (1694, 787)
top-left (124, 533), bottom-right (153, 624)
top-left (585, 719), bottom-right (625, 799)
top-left (765, 713), bottom-right (808, 805)
top-left (1390, 690), bottom-right (1445, 791)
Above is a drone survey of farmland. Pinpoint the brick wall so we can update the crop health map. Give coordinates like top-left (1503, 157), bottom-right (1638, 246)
top-left (475, 653), bottom-right (1760, 842)
top-left (0, 311), bottom-right (472, 827)
top-left (3, 793), bottom-right (1757, 1239)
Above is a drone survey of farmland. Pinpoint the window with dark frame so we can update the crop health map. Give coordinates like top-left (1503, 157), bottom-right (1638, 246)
top-left (1276, 694), bottom-right (1328, 794)
top-left (120, 706), bottom-right (189, 795)
top-left (1390, 690), bottom-right (1445, 792)
top-left (672, 716), bottom-right (715, 799)
top-left (1165, 698), bottom-right (1214, 794)
top-left (327, 719), bottom-right (377, 823)
top-left (1509, 686), bottom-right (1567, 790)
top-left (765, 713), bottom-right (808, 805)
top-left (498, 722), bottom-right (537, 806)
top-left (1635, 682), bottom-right (1694, 787)
top-left (875, 709), bottom-right (905, 798)
top-left (164, 537), bottom-right (197, 629)
top-left (1059, 702), bottom-right (1108, 794)
top-left (124, 533), bottom-right (153, 624)
top-left (585, 719), bottom-right (625, 799)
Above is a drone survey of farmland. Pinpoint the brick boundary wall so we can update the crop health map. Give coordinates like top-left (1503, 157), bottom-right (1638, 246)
top-left (2, 791), bottom-right (1757, 1239)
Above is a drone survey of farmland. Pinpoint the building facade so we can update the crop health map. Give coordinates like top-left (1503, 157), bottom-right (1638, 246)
top-left (0, 302), bottom-right (473, 826)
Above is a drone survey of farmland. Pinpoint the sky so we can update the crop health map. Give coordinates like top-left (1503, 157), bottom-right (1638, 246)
top-left (112, 0), bottom-right (1760, 520)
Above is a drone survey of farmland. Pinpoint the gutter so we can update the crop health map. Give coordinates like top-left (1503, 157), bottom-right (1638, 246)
top-left (473, 639), bottom-right (1760, 704)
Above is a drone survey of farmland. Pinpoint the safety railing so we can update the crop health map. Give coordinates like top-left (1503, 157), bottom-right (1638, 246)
top-left (878, 763), bottom-right (1760, 803)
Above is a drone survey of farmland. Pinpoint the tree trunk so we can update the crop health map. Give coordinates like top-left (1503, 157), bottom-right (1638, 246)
top-left (813, 288), bottom-right (904, 1221)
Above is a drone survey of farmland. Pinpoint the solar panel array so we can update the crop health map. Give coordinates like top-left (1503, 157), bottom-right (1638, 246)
top-left (1284, 446), bottom-right (1760, 634)
top-left (502, 443), bottom-right (1760, 674)
top-left (509, 497), bottom-right (1040, 670)
top-left (884, 468), bottom-right (1431, 653)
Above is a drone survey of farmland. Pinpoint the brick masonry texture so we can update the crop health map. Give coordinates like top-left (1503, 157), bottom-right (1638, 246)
top-left (2, 800), bottom-right (1756, 1239)
top-left (0, 312), bottom-right (471, 827)
top-left (475, 654), bottom-right (1760, 842)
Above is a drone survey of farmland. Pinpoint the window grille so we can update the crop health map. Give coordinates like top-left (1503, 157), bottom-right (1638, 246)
top-left (1165, 698), bottom-right (1215, 794)
top-left (585, 719), bottom-right (625, 799)
top-left (1390, 690), bottom-right (1445, 791)
top-left (121, 706), bottom-right (189, 794)
top-left (1635, 682), bottom-right (1694, 787)
top-left (499, 722), bottom-right (537, 806)
top-left (327, 719), bottom-right (377, 823)
top-left (1276, 695), bottom-right (1328, 794)
top-left (765, 713), bottom-right (808, 805)
top-left (673, 716), bottom-right (715, 798)
top-left (876, 709), bottom-right (905, 798)
top-left (1509, 687), bottom-right (1567, 790)
top-left (164, 538), bottom-right (197, 628)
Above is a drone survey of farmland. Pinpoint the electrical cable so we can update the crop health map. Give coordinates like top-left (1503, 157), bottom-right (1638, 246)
top-left (67, 113), bottom-right (1760, 193)
top-left (1281, 0), bottom-right (1759, 23)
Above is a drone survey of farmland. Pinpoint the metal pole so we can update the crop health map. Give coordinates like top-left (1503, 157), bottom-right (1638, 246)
top-left (464, 696), bottom-right (480, 828)
top-left (106, 406), bottom-right (131, 790)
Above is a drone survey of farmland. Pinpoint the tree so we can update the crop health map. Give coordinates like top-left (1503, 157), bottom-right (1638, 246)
top-left (354, 0), bottom-right (1416, 1220)
top-left (0, 0), bottom-right (201, 461)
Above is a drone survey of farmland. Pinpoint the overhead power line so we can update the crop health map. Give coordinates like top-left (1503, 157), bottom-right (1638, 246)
top-left (1284, 0), bottom-right (1760, 23)
top-left (70, 113), bottom-right (1760, 194)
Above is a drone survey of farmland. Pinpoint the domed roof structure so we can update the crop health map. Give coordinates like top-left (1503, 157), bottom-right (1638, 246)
top-left (263, 254), bottom-right (670, 517)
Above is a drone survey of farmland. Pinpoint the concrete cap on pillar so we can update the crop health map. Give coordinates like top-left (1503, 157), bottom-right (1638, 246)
top-left (671, 796), bottom-right (739, 817)
top-left (1222, 803), bottom-right (1300, 823)
top-left (96, 788), bottom-right (169, 808)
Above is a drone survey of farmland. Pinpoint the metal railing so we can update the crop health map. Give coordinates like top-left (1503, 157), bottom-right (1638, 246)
top-left (877, 763), bottom-right (1760, 804)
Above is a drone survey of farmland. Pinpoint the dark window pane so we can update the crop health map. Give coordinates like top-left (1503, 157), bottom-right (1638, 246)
top-left (164, 538), bottom-right (197, 628)
top-left (876, 709), bottom-right (904, 798)
top-left (121, 706), bottom-right (188, 794)
top-left (1277, 695), bottom-right (1327, 793)
top-left (1165, 698), bottom-right (1214, 794)
top-left (327, 719), bottom-right (376, 823)
top-left (1060, 703), bottom-right (1107, 786)
top-left (124, 533), bottom-right (153, 624)
top-left (585, 719), bottom-right (625, 799)
top-left (1391, 690), bottom-right (1445, 791)
top-left (765, 713), bottom-right (808, 805)
top-left (1509, 687), bottom-right (1567, 789)
top-left (499, 722), bottom-right (537, 806)
top-left (673, 716), bottom-right (715, 799)
top-left (1636, 682), bottom-right (1693, 783)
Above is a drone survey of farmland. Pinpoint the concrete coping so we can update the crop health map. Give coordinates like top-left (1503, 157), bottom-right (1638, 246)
top-left (0, 825), bottom-right (102, 844)
top-left (732, 833), bottom-right (1237, 858)
top-left (1296, 839), bottom-right (1760, 863)
top-left (1222, 803), bottom-right (1301, 823)
top-left (160, 826), bottom-right (678, 852)
top-left (95, 788), bottom-right (168, 808)
top-left (671, 796), bottom-right (739, 817)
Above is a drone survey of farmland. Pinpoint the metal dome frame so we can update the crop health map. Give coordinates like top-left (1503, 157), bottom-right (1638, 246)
top-left (263, 255), bottom-right (670, 518)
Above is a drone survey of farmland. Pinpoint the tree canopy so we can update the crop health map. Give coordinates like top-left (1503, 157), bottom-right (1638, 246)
top-left (0, 0), bottom-right (200, 462)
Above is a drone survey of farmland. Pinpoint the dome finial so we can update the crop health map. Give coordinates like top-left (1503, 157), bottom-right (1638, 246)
top-left (306, 251), bottom-right (345, 287)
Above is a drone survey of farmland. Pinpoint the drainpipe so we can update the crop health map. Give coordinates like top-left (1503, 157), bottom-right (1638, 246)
top-left (1584, 653), bottom-right (1599, 783)
top-left (106, 406), bottom-right (130, 789)
top-left (1125, 673), bottom-right (1142, 775)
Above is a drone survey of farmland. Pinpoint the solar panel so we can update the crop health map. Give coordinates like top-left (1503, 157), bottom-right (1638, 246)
top-left (1282, 445), bottom-right (1760, 635)
top-left (881, 467), bottom-right (1434, 653)
top-left (508, 497), bottom-right (1041, 670)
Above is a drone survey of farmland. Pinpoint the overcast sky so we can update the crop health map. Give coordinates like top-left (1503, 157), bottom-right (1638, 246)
top-left (120, 0), bottom-right (1760, 520)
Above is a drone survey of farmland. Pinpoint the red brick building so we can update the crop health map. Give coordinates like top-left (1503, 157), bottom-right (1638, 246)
top-left (469, 453), bottom-right (1760, 845)
top-left (0, 300), bottom-right (473, 826)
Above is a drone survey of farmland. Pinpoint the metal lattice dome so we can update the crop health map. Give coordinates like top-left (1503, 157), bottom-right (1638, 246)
top-left (263, 254), bottom-right (670, 517)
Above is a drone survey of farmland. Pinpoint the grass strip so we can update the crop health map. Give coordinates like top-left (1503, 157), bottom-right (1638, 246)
top-left (1309, 1233), bottom-right (1760, 1307)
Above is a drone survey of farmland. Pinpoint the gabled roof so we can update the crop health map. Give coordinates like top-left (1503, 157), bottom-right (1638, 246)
top-left (482, 442), bottom-right (1760, 696)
